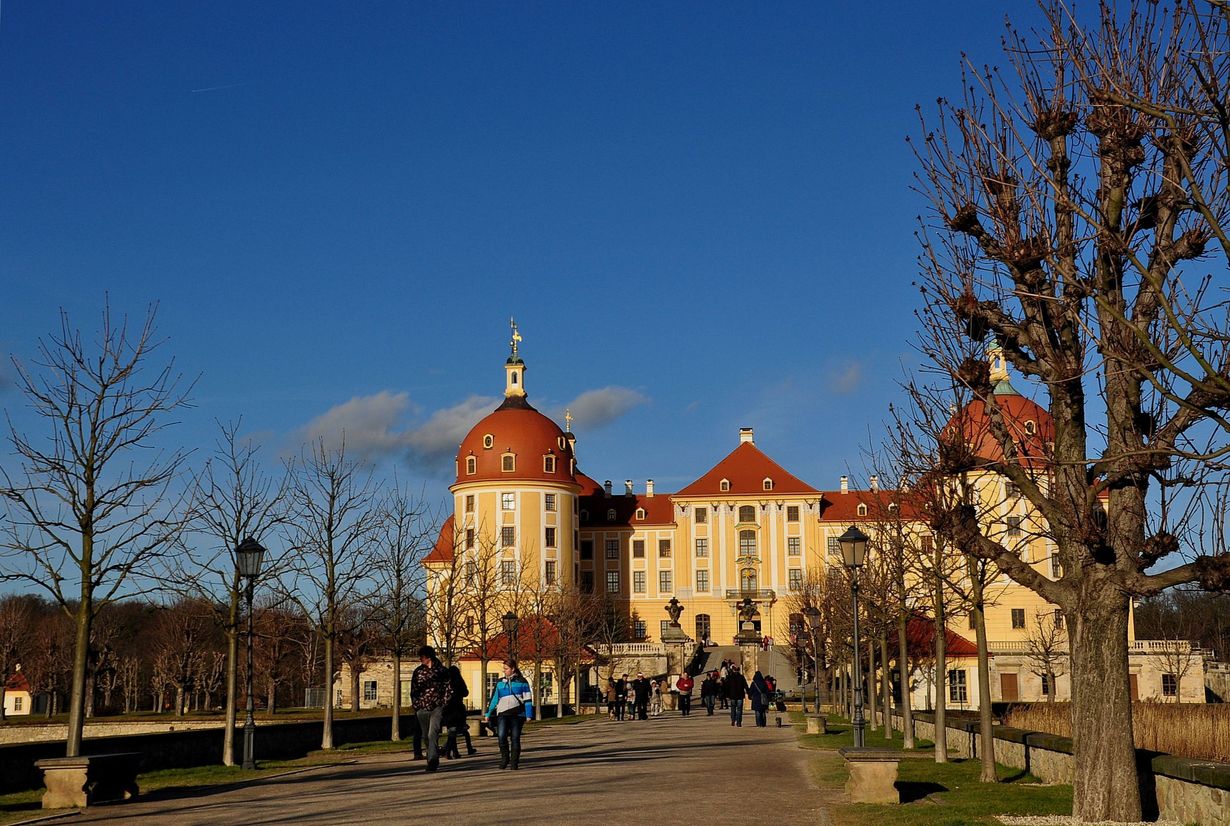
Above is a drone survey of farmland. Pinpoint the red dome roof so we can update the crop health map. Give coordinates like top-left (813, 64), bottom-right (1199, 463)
top-left (946, 386), bottom-right (1053, 468)
top-left (455, 397), bottom-right (578, 486)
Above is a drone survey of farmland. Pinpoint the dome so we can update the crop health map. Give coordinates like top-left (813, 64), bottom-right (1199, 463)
top-left (946, 386), bottom-right (1053, 468)
top-left (455, 396), bottom-right (578, 485)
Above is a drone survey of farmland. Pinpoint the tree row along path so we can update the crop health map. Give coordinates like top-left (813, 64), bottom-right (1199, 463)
top-left (73, 711), bottom-right (827, 824)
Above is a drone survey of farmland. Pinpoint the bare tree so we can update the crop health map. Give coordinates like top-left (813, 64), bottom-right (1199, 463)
top-left (0, 595), bottom-right (34, 720)
top-left (423, 517), bottom-right (472, 670)
top-left (183, 420), bottom-right (288, 763)
top-left (1026, 609), bottom-right (1068, 704)
top-left (369, 483), bottom-right (432, 740)
top-left (283, 439), bottom-right (379, 749)
top-left (0, 306), bottom-right (192, 754)
top-left (911, 2), bottom-right (1230, 817)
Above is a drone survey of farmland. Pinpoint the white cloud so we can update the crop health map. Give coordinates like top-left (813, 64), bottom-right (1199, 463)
top-left (554, 386), bottom-right (647, 429)
top-left (294, 390), bottom-right (414, 459)
top-left (829, 361), bottom-right (863, 396)
top-left (405, 395), bottom-right (499, 471)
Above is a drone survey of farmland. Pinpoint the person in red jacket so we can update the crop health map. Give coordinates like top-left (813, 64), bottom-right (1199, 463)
top-left (675, 672), bottom-right (695, 716)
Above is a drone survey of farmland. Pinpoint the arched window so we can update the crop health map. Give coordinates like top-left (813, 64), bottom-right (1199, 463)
top-left (1024, 420), bottom-right (1037, 435)
top-left (695, 614), bottom-right (711, 642)
top-left (502, 453), bottom-right (516, 472)
top-left (763, 478), bottom-right (774, 491)
top-left (738, 505), bottom-right (756, 523)
top-left (720, 479), bottom-right (731, 492)
top-left (558, 436), bottom-right (567, 451)
top-left (465, 456), bottom-right (476, 475)
top-left (635, 508), bottom-right (645, 520)
top-left (740, 568), bottom-right (758, 593)
top-left (543, 455), bottom-right (556, 473)
top-left (483, 434), bottom-right (494, 449)
top-left (739, 529), bottom-right (757, 556)
top-left (857, 503), bottom-right (867, 516)
top-left (607, 509), bottom-right (616, 521)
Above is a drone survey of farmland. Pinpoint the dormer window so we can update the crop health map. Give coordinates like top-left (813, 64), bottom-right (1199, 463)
top-left (558, 436), bottom-right (567, 451)
top-left (635, 508), bottom-right (646, 520)
top-left (607, 509), bottom-right (616, 521)
top-left (857, 503), bottom-right (868, 517)
top-left (720, 479), bottom-right (731, 492)
top-left (1024, 420), bottom-right (1037, 435)
top-left (483, 434), bottom-right (494, 449)
top-left (466, 456), bottom-right (477, 475)
top-left (502, 453), bottom-right (516, 472)
top-left (544, 455), bottom-right (556, 473)
top-left (763, 478), bottom-right (774, 491)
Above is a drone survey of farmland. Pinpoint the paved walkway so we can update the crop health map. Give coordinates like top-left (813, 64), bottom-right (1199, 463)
top-left (73, 711), bottom-right (829, 824)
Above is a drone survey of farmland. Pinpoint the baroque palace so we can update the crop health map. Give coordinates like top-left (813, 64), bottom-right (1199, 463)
top-left (402, 331), bottom-right (1206, 711)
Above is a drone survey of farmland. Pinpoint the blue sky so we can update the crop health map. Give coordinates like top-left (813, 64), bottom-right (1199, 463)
top-left (0, 1), bottom-right (1041, 499)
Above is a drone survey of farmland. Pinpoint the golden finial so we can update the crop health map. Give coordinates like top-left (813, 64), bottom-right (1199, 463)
top-left (564, 408), bottom-right (573, 432)
top-left (509, 317), bottom-right (523, 357)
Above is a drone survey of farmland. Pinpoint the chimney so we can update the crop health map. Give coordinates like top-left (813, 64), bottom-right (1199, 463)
top-left (739, 427), bottom-right (754, 445)
top-left (604, 480), bottom-right (612, 497)
top-left (840, 475), bottom-right (849, 494)
top-left (625, 479), bottom-right (634, 497)
top-left (869, 475), bottom-right (879, 492)
top-left (646, 479), bottom-right (655, 498)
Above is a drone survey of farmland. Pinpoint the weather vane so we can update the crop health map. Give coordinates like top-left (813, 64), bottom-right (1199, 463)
top-left (564, 408), bottom-right (573, 432)
top-left (509, 317), bottom-right (522, 357)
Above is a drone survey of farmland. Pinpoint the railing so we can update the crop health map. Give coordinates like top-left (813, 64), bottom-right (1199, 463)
top-left (987, 639), bottom-right (1199, 655)
top-left (724, 589), bottom-right (777, 600)
top-left (592, 643), bottom-right (667, 656)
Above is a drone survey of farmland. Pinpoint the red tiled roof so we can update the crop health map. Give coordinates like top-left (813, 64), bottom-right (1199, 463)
top-left (579, 492), bottom-right (676, 527)
top-left (457, 616), bottom-right (594, 662)
top-left (424, 515), bottom-right (456, 564)
top-left (575, 472), bottom-right (603, 497)
top-left (817, 489), bottom-right (920, 522)
top-left (4, 672), bottom-right (30, 693)
top-left (894, 615), bottom-right (980, 659)
top-left (676, 442), bottom-right (819, 497)
top-left (946, 388), bottom-right (1053, 469)
top-left (455, 398), bottom-right (579, 486)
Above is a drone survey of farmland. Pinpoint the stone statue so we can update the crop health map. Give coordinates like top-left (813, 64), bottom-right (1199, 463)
top-left (738, 597), bottom-right (757, 623)
top-left (665, 596), bottom-right (684, 626)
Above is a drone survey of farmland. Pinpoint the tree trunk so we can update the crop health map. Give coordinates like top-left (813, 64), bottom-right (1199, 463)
top-left (390, 651), bottom-right (401, 741)
top-left (267, 676), bottom-right (276, 717)
top-left (972, 590), bottom-right (996, 783)
top-left (1069, 597), bottom-right (1140, 822)
top-left (880, 634), bottom-right (892, 740)
top-left (479, 655), bottom-right (490, 712)
top-left (897, 610), bottom-right (915, 749)
top-left (350, 662), bottom-right (361, 713)
top-left (175, 686), bottom-right (185, 718)
top-left (321, 634), bottom-right (334, 750)
top-left (222, 590), bottom-right (239, 766)
top-left (933, 581), bottom-right (948, 763)
top-left (66, 589), bottom-right (92, 757)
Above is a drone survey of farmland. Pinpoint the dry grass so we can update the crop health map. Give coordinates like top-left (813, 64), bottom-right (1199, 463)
top-left (1003, 702), bottom-right (1230, 764)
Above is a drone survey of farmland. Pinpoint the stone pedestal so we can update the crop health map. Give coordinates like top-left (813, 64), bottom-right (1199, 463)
top-left (806, 714), bottom-right (827, 735)
top-left (738, 642), bottom-right (760, 675)
top-left (36, 753), bottom-right (141, 809)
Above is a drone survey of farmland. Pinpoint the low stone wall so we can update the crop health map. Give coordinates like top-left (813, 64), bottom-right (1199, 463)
top-left (0, 720), bottom-right (224, 745)
top-left (880, 710), bottom-right (1230, 826)
top-left (0, 713), bottom-right (415, 794)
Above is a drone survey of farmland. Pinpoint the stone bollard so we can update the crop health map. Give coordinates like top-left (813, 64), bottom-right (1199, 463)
top-left (805, 714), bottom-right (827, 735)
top-left (468, 716), bottom-right (485, 738)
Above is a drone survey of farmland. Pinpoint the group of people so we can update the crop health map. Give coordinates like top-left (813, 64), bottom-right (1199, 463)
top-left (409, 645), bottom-right (534, 772)
top-left (698, 661), bottom-right (782, 727)
top-left (606, 671), bottom-right (668, 720)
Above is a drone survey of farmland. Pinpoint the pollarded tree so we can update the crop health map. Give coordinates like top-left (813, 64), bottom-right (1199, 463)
top-left (911, 2), bottom-right (1230, 818)
top-left (0, 306), bottom-right (191, 755)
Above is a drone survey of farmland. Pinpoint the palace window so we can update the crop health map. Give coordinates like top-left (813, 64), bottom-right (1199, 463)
top-left (633, 619), bottom-right (647, 640)
top-left (660, 620), bottom-right (672, 639)
top-left (763, 478), bottom-right (774, 491)
top-left (501, 526), bottom-right (515, 547)
top-left (788, 568), bottom-right (803, 591)
top-left (607, 509), bottom-right (616, 521)
top-left (787, 537), bottom-right (801, 556)
top-left (720, 479), bottom-right (730, 492)
top-left (466, 528), bottom-right (474, 550)
top-left (364, 680), bottom-right (378, 703)
top-left (465, 494), bottom-right (474, 514)
top-left (606, 571), bottom-right (620, 593)
top-left (501, 492), bottom-right (515, 510)
top-left (1162, 673), bottom-right (1177, 697)
top-left (1024, 420), bottom-right (1037, 435)
top-left (635, 508), bottom-right (645, 520)
top-left (545, 560), bottom-right (557, 585)
top-left (1006, 481), bottom-right (1020, 498)
top-left (1041, 673), bottom-right (1051, 696)
top-left (738, 505), bottom-right (755, 523)
top-left (502, 453), bottom-right (516, 472)
top-left (827, 536), bottom-right (840, 557)
top-left (466, 456), bottom-right (477, 475)
top-left (658, 539), bottom-right (671, 558)
top-left (695, 538), bottom-right (709, 558)
top-left (545, 493), bottom-right (556, 512)
top-left (545, 527), bottom-right (557, 548)
top-left (466, 562), bottom-right (476, 584)
top-left (787, 505), bottom-right (799, 522)
top-left (695, 507), bottom-right (707, 524)
top-left (948, 669), bottom-right (968, 704)
top-left (500, 560), bottom-right (516, 586)
top-left (696, 614), bottom-right (711, 641)
top-left (543, 455), bottom-right (556, 473)
top-left (740, 568), bottom-right (758, 593)
top-left (1006, 516), bottom-right (1022, 537)
top-left (633, 571), bottom-right (646, 594)
top-left (738, 530), bottom-right (757, 556)
top-left (580, 540), bottom-right (593, 560)
top-left (580, 571), bottom-right (594, 593)
top-left (856, 503), bottom-right (867, 516)
top-left (633, 539), bottom-right (645, 558)
top-left (659, 571), bottom-right (673, 593)
top-left (1053, 609), bottom-right (1064, 629)
top-left (696, 569), bottom-right (709, 592)
top-left (1011, 608), bottom-right (1025, 629)
top-left (605, 539), bottom-right (619, 560)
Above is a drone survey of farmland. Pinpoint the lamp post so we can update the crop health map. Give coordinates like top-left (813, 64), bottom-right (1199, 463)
top-left (838, 525), bottom-right (869, 748)
top-left (502, 611), bottom-right (518, 657)
top-left (805, 605), bottom-right (821, 714)
top-left (235, 537), bottom-right (266, 771)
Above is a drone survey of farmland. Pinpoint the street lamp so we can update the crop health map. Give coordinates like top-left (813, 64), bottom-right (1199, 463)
top-left (236, 536), bottom-right (266, 771)
top-left (502, 611), bottom-right (518, 656)
top-left (838, 525), bottom-right (869, 748)
top-left (805, 605), bottom-right (821, 714)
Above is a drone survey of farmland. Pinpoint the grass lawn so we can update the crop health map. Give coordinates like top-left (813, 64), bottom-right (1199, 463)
top-left (0, 737), bottom-right (417, 826)
top-left (797, 714), bottom-right (1073, 826)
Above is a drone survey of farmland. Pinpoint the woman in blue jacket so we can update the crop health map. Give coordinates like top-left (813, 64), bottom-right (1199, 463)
top-left (485, 659), bottom-right (534, 769)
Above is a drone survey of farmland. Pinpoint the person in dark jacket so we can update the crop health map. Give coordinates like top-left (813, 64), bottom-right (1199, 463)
top-left (700, 671), bottom-right (719, 716)
top-left (724, 665), bottom-right (749, 727)
top-left (749, 670), bottom-right (770, 728)
top-left (442, 665), bottom-right (477, 758)
top-left (614, 674), bottom-right (629, 721)
top-left (631, 672), bottom-right (652, 720)
top-left (410, 645), bottom-right (453, 772)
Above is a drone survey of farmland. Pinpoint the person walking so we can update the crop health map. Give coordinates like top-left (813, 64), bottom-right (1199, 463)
top-left (410, 645), bottom-right (452, 772)
top-left (649, 679), bottom-right (663, 717)
top-left (719, 661), bottom-right (730, 709)
top-left (725, 665), bottom-right (748, 727)
top-left (749, 670), bottom-right (770, 728)
top-left (605, 682), bottom-right (618, 720)
top-left (614, 673), bottom-right (629, 721)
top-left (442, 665), bottom-right (477, 758)
top-left (676, 671), bottom-right (694, 716)
top-left (700, 671), bottom-right (719, 716)
top-left (631, 672), bottom-right (651, 720)
top-left (485, 658), bottom-right (535, 770)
